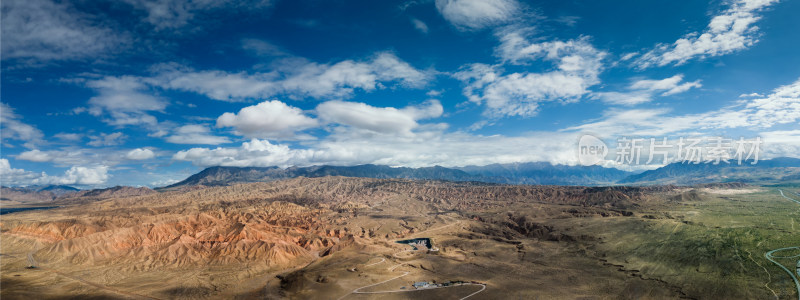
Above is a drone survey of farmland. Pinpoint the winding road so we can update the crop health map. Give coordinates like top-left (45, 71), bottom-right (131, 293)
top-left (767, 190), bottom-right (800, 300)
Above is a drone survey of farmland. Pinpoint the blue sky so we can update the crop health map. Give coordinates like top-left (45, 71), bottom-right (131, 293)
top-left (1, 0), bottom-right (799, 188)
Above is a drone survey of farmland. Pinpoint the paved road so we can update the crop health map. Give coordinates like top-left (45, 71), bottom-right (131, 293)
top-left (780, 190), bottom-right (800, 205)
top-left (363, 258), bottom-right (385, 267)
top-left (767, 190), bottom-right (800, 300)
top-left (766, 247), bottom-right (800, 300)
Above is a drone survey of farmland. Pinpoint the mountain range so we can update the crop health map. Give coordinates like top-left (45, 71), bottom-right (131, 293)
top-left (5, 158), bottom-right (798, 201)
top-left (162, 163), bottom-right (632, 190)
top-left (618, 157), bottom-right (800, 185)
top-left (163, 157), bottom-right (800, 190)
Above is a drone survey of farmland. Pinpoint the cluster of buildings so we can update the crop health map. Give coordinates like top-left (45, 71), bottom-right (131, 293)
top-left (411, 280), bottom-right (481, 289)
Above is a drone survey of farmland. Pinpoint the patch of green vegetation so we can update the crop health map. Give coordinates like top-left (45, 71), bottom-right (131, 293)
top-left (563, 187), bottom-right (800, 299)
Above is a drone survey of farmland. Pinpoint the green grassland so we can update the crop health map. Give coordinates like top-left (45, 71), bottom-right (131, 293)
top-left (552, 188), bottom-right (800, 299)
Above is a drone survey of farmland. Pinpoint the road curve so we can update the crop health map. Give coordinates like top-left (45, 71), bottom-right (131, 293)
top-left (769, 189), bottom-right (800, 300)
top-left (780, 190), bottom-right (800, 205)
top-left (765, 247), bottom-right (800, 300)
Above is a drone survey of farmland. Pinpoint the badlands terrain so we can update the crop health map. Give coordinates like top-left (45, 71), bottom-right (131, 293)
top-left (1, 177), bottom-right (799, 299)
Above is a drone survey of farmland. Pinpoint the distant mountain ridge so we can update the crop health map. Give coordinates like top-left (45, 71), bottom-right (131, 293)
top-left (455, 162), bottom-right (630, 186)
top-left (163, 163), bottom-right (634, 190)
top-left (0, 185), bottom-right (80, 204)
top-left (1, 185), bottom-right (155, 204)
top-left (618, 157), bottom-right (800, 185)
top-left (164, 157), bottom-right (800, 190)
top-left (63, 186), bottom-right (156, 199)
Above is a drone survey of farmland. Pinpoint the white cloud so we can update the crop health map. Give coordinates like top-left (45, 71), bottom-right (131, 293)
top-left (217, 100), bottom-right (317, 139)
top-left (496, 31), bottom-right (604, 73)
top-left (171, 77), bottom-right (800, 171)
top-left (17, 149), bottom-right (52, 162)
top-left (411, 18), bottom-right (429, 34)
top-left (0, 159), bottom-right (43, 185)
top-left (316, 100), bottom-right (442, 136)
top-left (630, 75), bottom-right (703, 96)
top-left (173, 130), bottom-right (581, 169)
top-left (0, 102), bottom-right (45, 148)
top-left (760, 130), bottom-right (800, 159)
top-left (435, 0), bottom-right (520, 31)
top-left (120, 0), bottom-right (273, 30)
top-left (173, 99), bottom-right (582, 169)
top-left (15, 149), bottom-right (90, 165)
top-left (166, 124), bottom-right (232, 144)
top-left (54, 133), bottom-right (83, 142)
top-left (154, 52), bottom-right (429, 101)
top-left (572, 76), bottom-right (800, 136)
top-left (592, 92), bottom-right (654, 106)
top-left (457, 33), bottom-right (606, 117)
top-left (14, 146), bottom-right (165, 168)
top-left (153, 67), bottom-right (278, 101)
top-left (595, 74), bottom-right (702, 105)
top-left (0, 158), bottom-right (109, 186)
top-left (744, 77), bottom-right (800, 127)
top-left (125, 148), bottom-right (156, 160)
top-left (555, 15), bottom-right (580, 27)
top-left (241, 38), bottom-right (287, 57)
top-left (86, 76), bottom-right (167, 127)
top-left (635, 0), bottom-right (779, 68)
top-left (1, 0), bottom-right (126, 63)
top-left (619, 52), bottom-right (638, 61)
top-left (88, 132), bottom-right (127, 147)
top-left (57, 165), bottom-right (109, 185)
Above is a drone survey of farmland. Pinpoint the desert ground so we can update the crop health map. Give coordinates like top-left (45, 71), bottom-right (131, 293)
top-left (1, 177), bottom-right (799, 299)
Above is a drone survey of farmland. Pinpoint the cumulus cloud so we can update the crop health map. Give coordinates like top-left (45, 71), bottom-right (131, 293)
top-left (1, 0), bottom-right (126, 63)
top-left (0, 159), bottom-right (43, 185)
top-left (217, 101), bottom-right (317, 139)
top-left (635, 0), bottom-right (779, 68)
top-left (88, 132), bottom-right (127, 147)
top-left (0, 102), bottom-right (45, 148)
top-left (173, 130), bottom-right (581, 169)
top-left (595, 74), bottom-right (702, 105)
top-left (435, 0), bottom-right (520, 31)
top-left (457, 33), bottom-right (606, 117)
top-left (125, 148), bottom-right (156, 160)
top-left (165, 124), bottom-right (232, 144)
top-left (86, 76), bottom-right (167, 127)
top-left (170, 77), bottom-right (800, 171)
top-left (0, 158), bottom-right (109, 186)
top-left (154, 52), bottom-right (429, 101)
top-left (56, 165), bottom-right (109, 185)
top-left (316, 100), bottom-right (443, 136)
top-left (17, 149), bottom-right (52, 162)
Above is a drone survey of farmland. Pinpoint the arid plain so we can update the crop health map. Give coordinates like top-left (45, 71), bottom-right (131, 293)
top-left (2, 177), bottom-right (799, 299)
